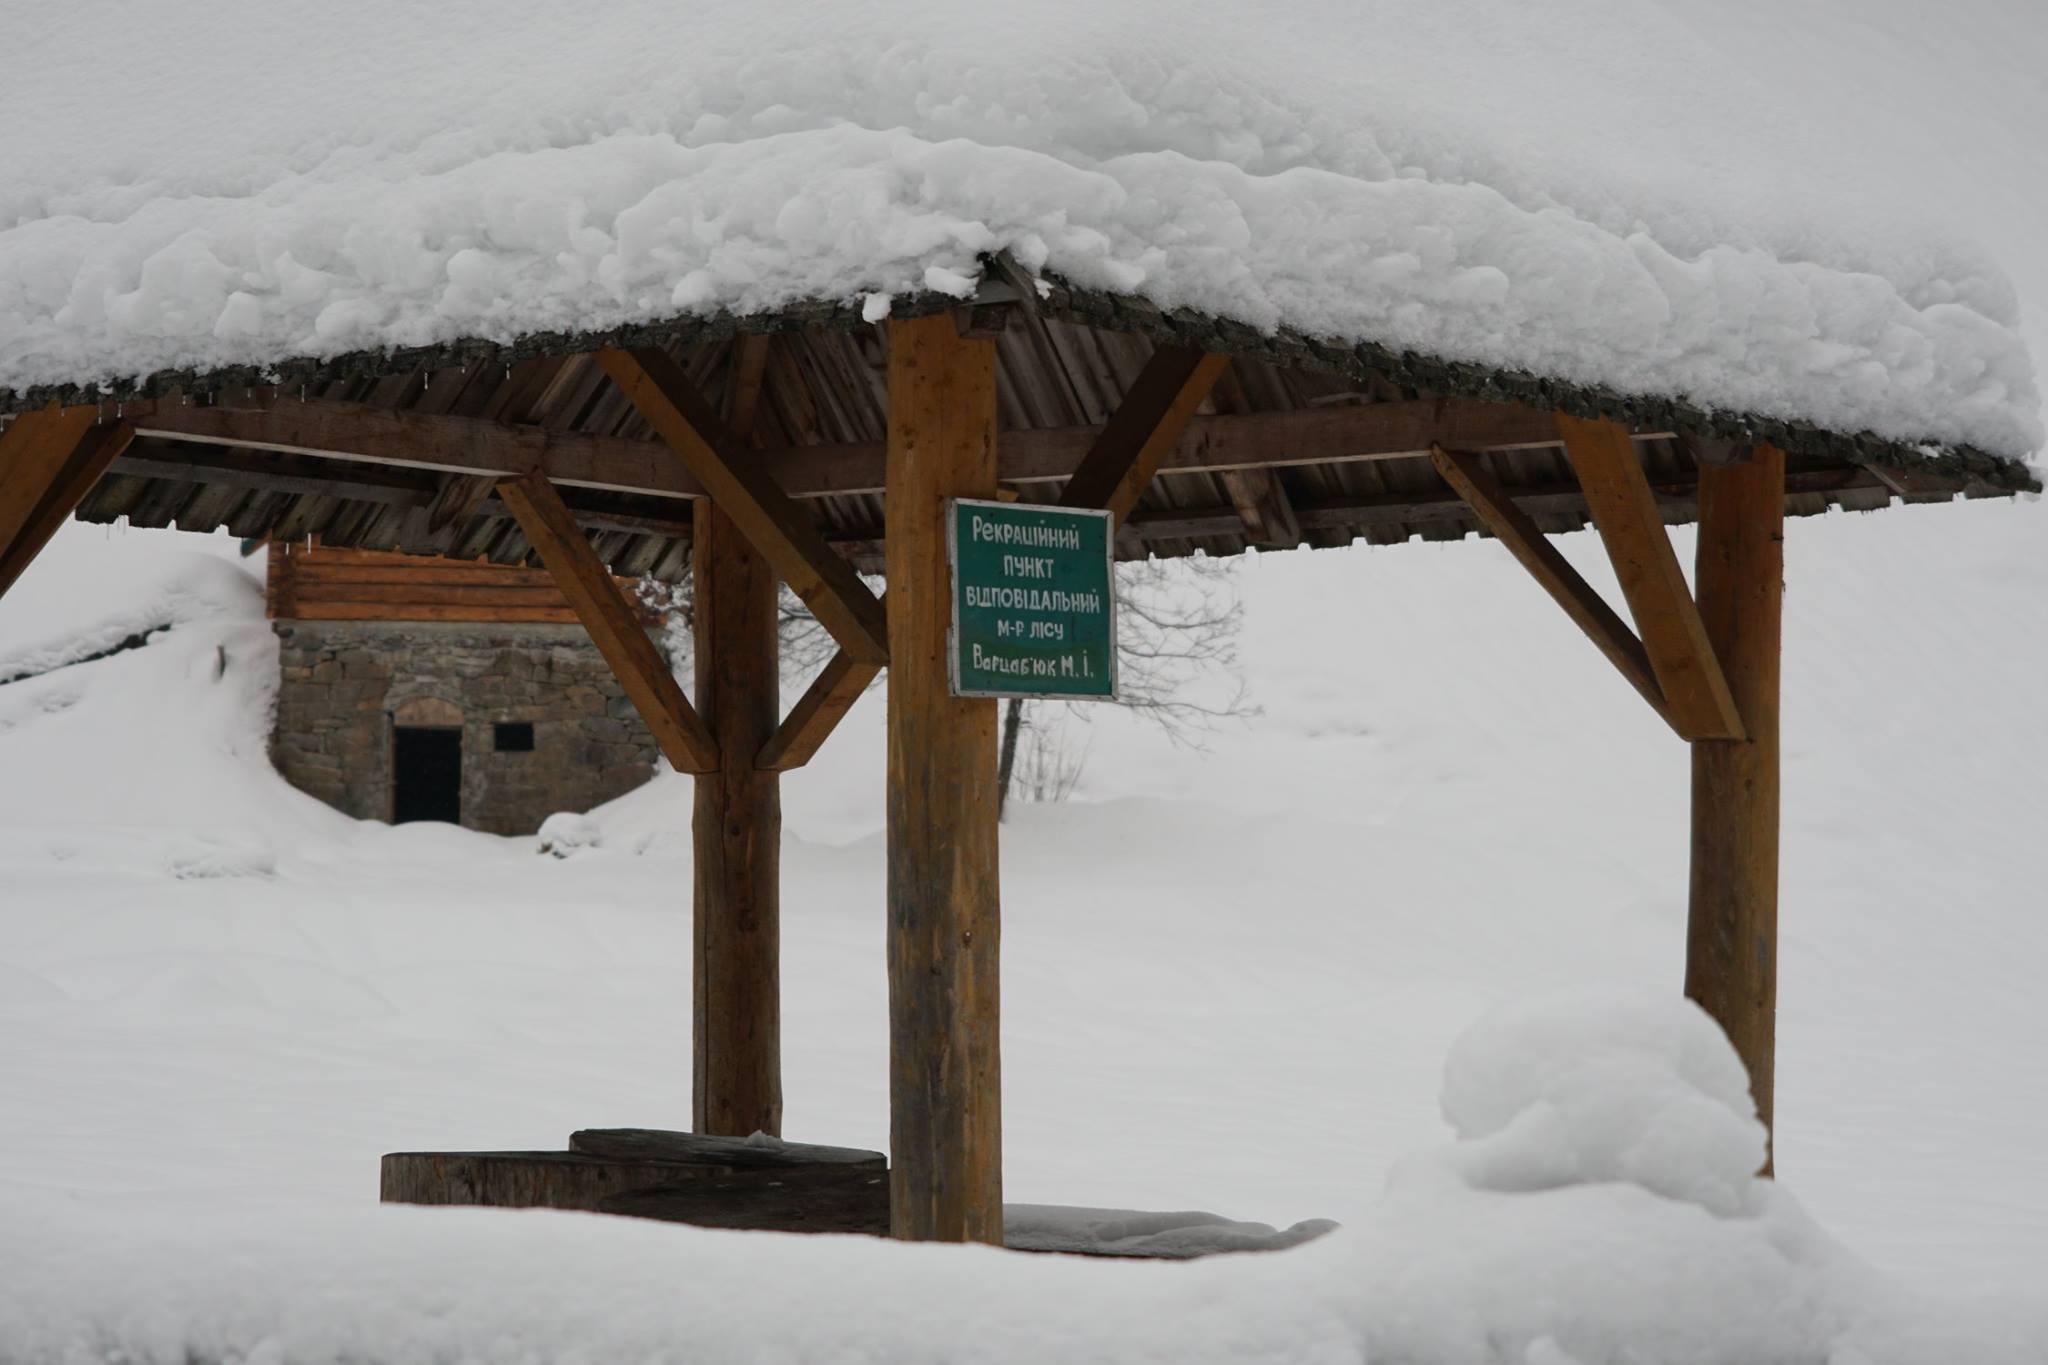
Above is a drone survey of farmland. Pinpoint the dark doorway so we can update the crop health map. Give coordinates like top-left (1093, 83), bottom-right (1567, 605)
top-left (393, 726), bottom-right (462, 825)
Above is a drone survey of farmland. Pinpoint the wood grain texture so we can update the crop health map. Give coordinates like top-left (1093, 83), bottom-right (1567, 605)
top-left (1559, 412), bottom-right (1744, 741)
top-left (1687, 442), bottom-right (1785, 1169)
top-left (692, 495), bottom-right (784, 1137)
top-left (265, 542), bottom-right (654, 623)
top-left (496, 469), bottom-right (717, 772)
top-left (884, 313), bottom-right (1003, 1244)
top-left (1431, 444), bottom-right (1670, 728)
top-left (0, 407), bottom-right (133, 598)
top-left (569, 1128), bottom-right (884, 1169)
top-left (756, 648), bottom-right (882, 771)
top-left (380, 1150), bottom-right (888, 1235)
top-left (598, 345), bottom-right (889, 663)
top-left (1058, 346), bottom-right (1230, 522)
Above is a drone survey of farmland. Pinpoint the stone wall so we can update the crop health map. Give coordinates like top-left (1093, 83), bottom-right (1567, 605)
top-left (272, 620), bottom-right (660, 836)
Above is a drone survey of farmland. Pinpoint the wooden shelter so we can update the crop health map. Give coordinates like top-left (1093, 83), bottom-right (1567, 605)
top-left (0, 265), bottom-right (2036, 1241)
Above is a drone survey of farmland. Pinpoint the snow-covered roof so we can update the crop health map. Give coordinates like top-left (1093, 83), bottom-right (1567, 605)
top-left (3, 0), bottom-right (2040, 472)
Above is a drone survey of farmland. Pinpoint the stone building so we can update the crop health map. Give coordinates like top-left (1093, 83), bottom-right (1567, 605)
top-left (267, 542), bottom-right (662, 835)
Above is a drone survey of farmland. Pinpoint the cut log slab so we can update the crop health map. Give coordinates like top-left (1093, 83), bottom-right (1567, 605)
top-left (382, 1133), bottom-right (890, 1236)
top-left (569, 1127), bottom-right (885, 1170)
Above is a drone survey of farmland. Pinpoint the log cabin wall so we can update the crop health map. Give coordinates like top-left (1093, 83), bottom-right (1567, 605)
top-left (265, 543), bottom-right (665, 835)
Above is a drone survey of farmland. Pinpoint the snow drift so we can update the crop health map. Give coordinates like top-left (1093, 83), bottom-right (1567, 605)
top-left (1, 992), bottom-right (2036, 1364)
top-left (0, 0), bottom-right (2037, 459)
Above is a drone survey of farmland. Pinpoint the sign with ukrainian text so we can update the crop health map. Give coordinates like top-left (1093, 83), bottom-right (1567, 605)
top-left (948, 498), bottom-right (1117, 700)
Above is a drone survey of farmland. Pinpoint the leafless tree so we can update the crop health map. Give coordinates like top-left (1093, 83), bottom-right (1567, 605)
top-left (997, 555), bottom-right (1250, 819)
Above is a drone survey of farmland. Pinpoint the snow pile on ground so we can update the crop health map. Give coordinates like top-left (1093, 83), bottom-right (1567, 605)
top-left (536, 810), bottom-right (603, 859)
top-left (0, 546), bottom-right (346, 845)
top-left (1437, 992), bottom-right (1767, 1216)
top-left (0, 992), bottom-right (2034, 1364)
top-left (1, 1), bottom-right (2037, 457)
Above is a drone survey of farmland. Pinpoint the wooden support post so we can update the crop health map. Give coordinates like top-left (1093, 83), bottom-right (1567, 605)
top-left (1687, 443), bottom-right (1785, 1166)
top-left (0, 408), bottom-right (135, 599)
top-left (496, 470), bottom-right (718, 772)
top-left (884, 312), bottom-right (1002, 1243)
top-left (692, 496), bottom-right (783, 1137)
top-left (692, 336), bottom-right (783, 1137)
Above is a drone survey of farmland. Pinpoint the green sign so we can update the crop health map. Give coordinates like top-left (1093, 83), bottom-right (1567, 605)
top-left (948, 498), bottom-right (1117, 699)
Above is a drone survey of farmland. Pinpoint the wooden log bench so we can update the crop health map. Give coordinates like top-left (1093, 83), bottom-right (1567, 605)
top-left (384, 1127), bottom-right (1335, 1256)
top-left (381, 1128), bottom-right (890, 1235)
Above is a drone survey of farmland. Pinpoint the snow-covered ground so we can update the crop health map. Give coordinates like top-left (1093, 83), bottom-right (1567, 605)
top-left (3, 1), bottom-right (2046, 1361)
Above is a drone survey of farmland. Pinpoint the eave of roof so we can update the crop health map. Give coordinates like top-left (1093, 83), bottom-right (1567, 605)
top-left (7, 274), bottom-right (2034, 496)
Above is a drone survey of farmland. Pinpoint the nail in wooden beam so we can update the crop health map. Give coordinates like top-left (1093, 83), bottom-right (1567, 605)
top-left (597, 346), bottom-right (888, 665)
top-left (1431, 443), bottom-right (1671, 728)
top-left (1557, 413), bottom-right (1744, 741)
top-left (1687, 442), bottom-right (1786, 1169)
top-left (0, 408), bottom-right (137, 599)
top-left (1057, 346), bottom-right (1232, 522)
top-left (496, 469), bottom-right (718, 772)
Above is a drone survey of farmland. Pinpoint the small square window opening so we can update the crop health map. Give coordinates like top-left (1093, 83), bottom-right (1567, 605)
top-left (494, 721), bottom-right (536, 752)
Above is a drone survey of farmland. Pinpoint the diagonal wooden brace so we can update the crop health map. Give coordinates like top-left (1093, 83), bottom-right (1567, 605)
top-left (1431, 443), bottom-right (1672, 730)
top-left (1557, 413), bottom-right (1744, 741)
top-left (496, 469), bottom-right (718, 773)
top-left (597, 346), bottom-right (888, 666)
top-left (0, 407), bottom-right (137, 599)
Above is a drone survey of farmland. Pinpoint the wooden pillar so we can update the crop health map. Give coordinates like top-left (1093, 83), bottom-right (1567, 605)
top-left (883, 313), bottom-right (1002, 1243)
top-left (692, 497), bottom-right (783, 1137)
top-left (1687, 443), bottom-right (1785, 1163)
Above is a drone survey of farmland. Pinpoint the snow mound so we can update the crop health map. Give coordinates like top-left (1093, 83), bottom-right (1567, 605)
top-left (536, 811), bottom-right (602, 859)
top-left (161, 832), bottom-right (277, 880)
top-left (1, 1), bottom-right (2038, 458)
top-left (1437, 991), bottom-right (1768, 1216)
top-left (2, 993), bottom-right (2038, 1365)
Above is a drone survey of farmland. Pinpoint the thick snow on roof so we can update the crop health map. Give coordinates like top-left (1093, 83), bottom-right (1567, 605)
top-left (3, 0), bottom-right (2039, 458)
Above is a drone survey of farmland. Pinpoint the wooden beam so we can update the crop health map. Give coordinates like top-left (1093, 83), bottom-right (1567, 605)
top-left (756, 650), bottom-right (881, 772)
top-left (0, 408), bottom-right (136, 598)
top-left (1217, 468), bottom-right (1303, 549)
top-left (597, 346), bottom-right (889, 665)
top-left (1688, 442), bottom-right (1786, 1168)
top-left (135, 391), bottom-right (1663, 503)
top-left (1430, 444), bottom-right (1670, 727)
top-left (692, 494), bottom-right (783, 1137)
top-left (1057, 346), bottom-right (1230, 521)
top-left (1208, 366), bottom-right (1301, 549)
top-left (495, 469), bottom-right (717, 772)
top-left (884, 312), bottom-right (1002, 1244)
top-left (1558, 413), bottom-right (1744, 741)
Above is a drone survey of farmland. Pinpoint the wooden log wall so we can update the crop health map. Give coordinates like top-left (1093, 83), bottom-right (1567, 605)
top-left (266, 541), bottom-right (655, 625)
